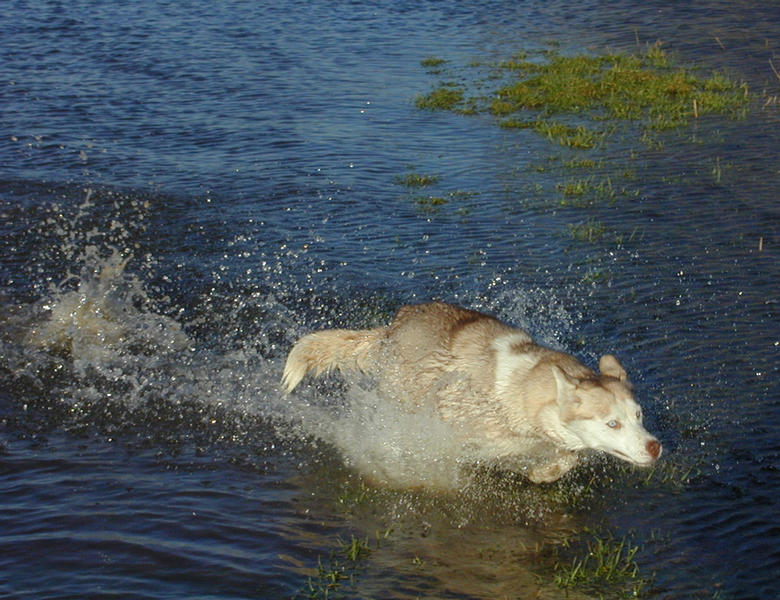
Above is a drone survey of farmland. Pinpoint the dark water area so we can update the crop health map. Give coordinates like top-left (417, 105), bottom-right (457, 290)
top-left (1, 1), bottom-right (778, 599)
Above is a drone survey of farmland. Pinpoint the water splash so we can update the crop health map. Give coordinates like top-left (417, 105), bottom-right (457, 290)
top-left (4, 189), bottom-right (592, 497)
top-left (290, 382), bottom-right (473, 489)
top-left (27, 247), bottom-right (189, 362)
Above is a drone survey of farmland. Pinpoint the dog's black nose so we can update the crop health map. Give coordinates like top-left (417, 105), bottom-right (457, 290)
top-left (646, 440), bottom-right (662, 460)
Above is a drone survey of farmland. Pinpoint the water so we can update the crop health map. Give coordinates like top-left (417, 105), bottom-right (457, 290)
top-left (1, 1), bottom-right (778, 598)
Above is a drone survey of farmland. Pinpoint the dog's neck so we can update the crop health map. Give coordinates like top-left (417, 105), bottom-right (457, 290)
top-left (537, 405), bottom-right (587, 451)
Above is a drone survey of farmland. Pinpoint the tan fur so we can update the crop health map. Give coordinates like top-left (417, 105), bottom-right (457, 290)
top-left (282, 302), bottom-right (661, 483)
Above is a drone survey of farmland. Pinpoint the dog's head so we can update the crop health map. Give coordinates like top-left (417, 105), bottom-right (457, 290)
top-left (552, 355), bottom-right (661, 466)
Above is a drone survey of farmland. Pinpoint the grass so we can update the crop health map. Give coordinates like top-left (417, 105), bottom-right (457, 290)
top-left (568, 219), bottom-right (607, 243)
top-left (553, 531), bottom-right (652, 598)
top-left (337, 480), bottom-right (375, 512)
top-left (394, 172), bottom-right (439, 187)
top-left (421, 56), bottom-right (446, 68)
top-left (392, 169), bottom-right (478, 216)
top-left (299, 469), bottom-right (668, 600)
top-left (414, 195), bottom-right (448, 213)
top-left (297, 530), bottom-right (390, 599)
top-left (581, 269), bottom-right (613, 285)
top-left (415, 86), bottom-right (465, 111)
top-left (558, 177), bottom-right (593, 198)
top-left (412, 43), bottom-right (749, 279)
top-left (500, 119), bottom-right (603, 148)
top-left (413, 192), bottom-right (479, 216)
top-left (556, 175), bottom-right (633, 207)
top-left (493, 48), bottom-right (747, 129)
top-left (563, 157), bottom-right (601, 169)
top-left (417, 43), bottom-right (749, 145)
top-left (339, 535), bottom-right (372, 562)
top-left (638, 460), bottom-right (701, 488)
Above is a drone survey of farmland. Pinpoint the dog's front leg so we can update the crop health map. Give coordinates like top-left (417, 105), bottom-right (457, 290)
top-left (527, 451), bottom-right (579, 483)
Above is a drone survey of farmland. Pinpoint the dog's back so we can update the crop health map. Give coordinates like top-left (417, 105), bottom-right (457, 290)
top-left (282, 302), bottom-right (511, 396)
top-left (386, 303), bottom-right (515, 394)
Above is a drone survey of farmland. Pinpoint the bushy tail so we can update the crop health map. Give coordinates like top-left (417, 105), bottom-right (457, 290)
top-left (281, 327), bottom-right (387, 393)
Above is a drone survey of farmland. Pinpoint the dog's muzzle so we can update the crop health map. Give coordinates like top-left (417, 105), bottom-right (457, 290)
top-left (646, 439), bottom-right (662, 460)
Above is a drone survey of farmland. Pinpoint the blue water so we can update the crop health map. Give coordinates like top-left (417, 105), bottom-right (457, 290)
top-left (1, 1), bottom-right (778, 598)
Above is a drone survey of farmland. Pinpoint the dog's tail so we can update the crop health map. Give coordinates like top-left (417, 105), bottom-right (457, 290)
top-left (281, 327), bottom-right (387, 393)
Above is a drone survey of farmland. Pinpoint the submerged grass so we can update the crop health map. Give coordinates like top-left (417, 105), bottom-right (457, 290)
top-left (394, 172), bottom-right (440, 187)
top-left (501, 119), bottom-right (604, 148)
top-left (413, 191), bottom-right (479, 216)
top-left (297, 528), bottom-right (392, 599)
top-left (568, 219), bottom-right (608, 243)
top-left (556, 175), bottom-right (636, 207)
top-left (421, 56), bottom-right (446, 67)
top-left (393, 169), bottom-right (478, 217)
top-left (297, 467), bottom-right (673, 600)
top-left (413, 42), bottom-right (749, 267)
top-left (413, 42), bottom-right (750, 262)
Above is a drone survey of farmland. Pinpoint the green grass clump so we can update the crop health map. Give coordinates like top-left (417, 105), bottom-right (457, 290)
top-left (557, 176), bottom-right (626, 207)
top-left (489, 47), bottom-right (748, 130)
top-left (568, 219), bottom-right (607, 242)
top-left (563, 158), bottom-right (600, 169)
top-left (297, 530), bottom-right (391, 599)
top-left (395, 172), bottom-right (439, 187)
top-left (417, 43), bottom-right (749, 145)
top-left (554, 532), bottom-right (652, 597)
top-left (412, 42), bottom-right (749, 277)
top-left (421, 56), bottom-right (446, 68)
top-left (414, 195), bottom-right (448, 214)
top-left (638, 460), bottom-right (701, 488)
top-left (415, 86), bottom-right (465, 111)
top-left (500, 119), bottom-right (602, 149)
top-left (338, 535), bottom-right (372, 562)
top-left (558, 178), bottom-right (593, 198)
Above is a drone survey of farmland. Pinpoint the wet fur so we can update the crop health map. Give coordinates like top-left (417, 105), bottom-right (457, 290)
top-left (282, 302), bottom-right (661, 483)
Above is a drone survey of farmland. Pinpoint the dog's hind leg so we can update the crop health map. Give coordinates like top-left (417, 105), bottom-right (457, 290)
top-left (281, 327), bottom-right (387, 393)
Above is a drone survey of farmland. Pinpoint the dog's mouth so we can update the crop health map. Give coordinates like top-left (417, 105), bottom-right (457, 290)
top-left (608, 448), bottom-right (657, 467)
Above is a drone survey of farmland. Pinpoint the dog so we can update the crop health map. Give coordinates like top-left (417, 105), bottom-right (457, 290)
top-left (282, 302), bottom-right (661, 483)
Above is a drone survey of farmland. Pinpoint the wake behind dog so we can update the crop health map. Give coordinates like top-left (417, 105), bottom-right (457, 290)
top-left (282, 302), bottom-right (661, 484)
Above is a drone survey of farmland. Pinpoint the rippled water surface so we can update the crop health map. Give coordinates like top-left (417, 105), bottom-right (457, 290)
top-left (1, 1), bottom-right (778, 599)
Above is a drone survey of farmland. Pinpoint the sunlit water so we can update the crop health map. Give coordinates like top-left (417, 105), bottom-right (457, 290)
top-left (1, 1), bottom-right (778, 599)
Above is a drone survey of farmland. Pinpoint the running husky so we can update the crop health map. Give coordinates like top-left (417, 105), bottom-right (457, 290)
top-left (282, 302), bottom-right (661, 483)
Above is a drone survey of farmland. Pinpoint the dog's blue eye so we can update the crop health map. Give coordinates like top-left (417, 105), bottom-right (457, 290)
top-left (607, 420), bottom-right (618, 428)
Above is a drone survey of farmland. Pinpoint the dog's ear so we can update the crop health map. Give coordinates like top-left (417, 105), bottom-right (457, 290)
top-left (599, 354), bottom-right (628, 382)
top-left (552, 365), bottom-right (580, 407)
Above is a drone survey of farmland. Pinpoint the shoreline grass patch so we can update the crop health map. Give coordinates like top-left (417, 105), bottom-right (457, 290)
top-left (553, 531), bottom-right (652, 598)
top-left (417, 43), bottom-right (749, 145)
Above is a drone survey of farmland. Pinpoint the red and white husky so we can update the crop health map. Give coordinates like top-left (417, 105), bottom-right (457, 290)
top-left (282, 302), bottom-right (661, 483)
